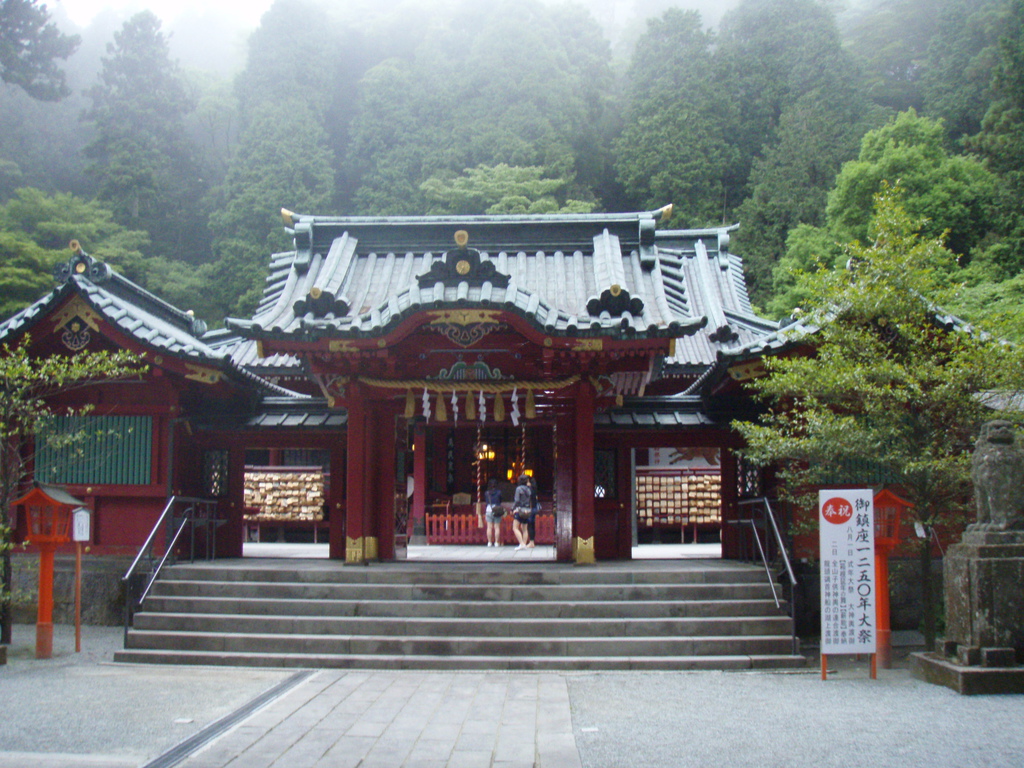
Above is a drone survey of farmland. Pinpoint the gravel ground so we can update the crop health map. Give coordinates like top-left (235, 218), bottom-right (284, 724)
top-left (0, 624), bottom-right (293, 766)
top-left (568, 656), bottom-right (1024, 768)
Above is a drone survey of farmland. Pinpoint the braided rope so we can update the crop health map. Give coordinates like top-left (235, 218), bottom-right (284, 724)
top-left (358, 375), bottom-right (580, 393)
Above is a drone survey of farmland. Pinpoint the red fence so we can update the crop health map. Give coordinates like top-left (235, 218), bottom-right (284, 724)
top-left (424, 512), bottom-right (555, 545)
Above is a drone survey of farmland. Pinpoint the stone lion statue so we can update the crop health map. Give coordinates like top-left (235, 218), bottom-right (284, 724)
top-left (970, 420), bottom-right (1024, 531)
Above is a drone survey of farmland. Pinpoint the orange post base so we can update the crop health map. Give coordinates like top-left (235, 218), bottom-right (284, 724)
top-left (36, 621), bottom-right (53, 659)
top-left (36, 544), bottom-right (56, 660)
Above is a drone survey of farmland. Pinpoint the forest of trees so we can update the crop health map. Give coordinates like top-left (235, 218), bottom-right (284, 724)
top-left (1, 0), bottom-right (1022, 339)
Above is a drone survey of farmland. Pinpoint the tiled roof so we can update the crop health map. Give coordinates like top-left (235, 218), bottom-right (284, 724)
top-left (226, 211), bottom-right (781, 371)
top-left (0, 250), bottom-right (298, 396)
top-left (653, 228), bottom-right (780, 371)
top-left (595, 396), bottom-right (725, 428)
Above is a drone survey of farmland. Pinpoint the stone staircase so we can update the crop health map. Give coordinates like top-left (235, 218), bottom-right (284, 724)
top-left (114, 560), bottom-right (806, 670)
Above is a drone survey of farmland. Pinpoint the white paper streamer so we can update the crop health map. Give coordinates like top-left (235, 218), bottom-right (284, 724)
top-left (451, 390), bottom-right (459, 423)
top-left (510, 387), bottom-right (520, 427)
top-left (422, 388), bottom-right (431, 421)
top-left (478, 390), bottom-right (486, 422)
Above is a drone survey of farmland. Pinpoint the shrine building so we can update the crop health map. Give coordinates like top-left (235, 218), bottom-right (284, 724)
top-left (0, 207), bottom-right (787, 565)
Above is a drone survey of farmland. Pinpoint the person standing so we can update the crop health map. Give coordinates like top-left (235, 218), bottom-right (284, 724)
top-left (484, 478), bottom-right (505, 547)
top-left (526, 475), bottom-right (540, 548)
top-left (512, 474), bottom-right (531, 550)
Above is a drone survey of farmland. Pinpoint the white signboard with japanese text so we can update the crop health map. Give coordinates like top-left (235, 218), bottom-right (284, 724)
top-left (819, 489), bottom-right (876, 655)
top-left (72, 507), bottom-right (91, 542)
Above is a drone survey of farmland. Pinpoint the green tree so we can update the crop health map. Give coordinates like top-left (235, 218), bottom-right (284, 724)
top-left (0, 0), bottom-right (79, 100)
top-left (348, 0), bottom-right (614, 215)
top-left (614, 8), bottom-right (740, 226)
top-left (921, 0), bottom-right (1009, 143)
top-left (826, 109), bottom-right (999, 258)
top-left (0, 338), bottom-right (146, 644)
top-left (734, 187), bottom-right (1024, 650)
top-left (716, 0), bottom-right (857, 192)
top-left (207, 101), bottom-right (335, 319)
top-left (733, 88), bottom-right (880, 303)
top-left (0, 188), bottom-right (150, 316)
top-left (420, 164), bottom-right (594, 215)
top-left (83, 11), bottom-right (207, 260)
top-left (967, 0), bottom-right (1024, 277)
top-left (840, 0), bottom-right (939, 114)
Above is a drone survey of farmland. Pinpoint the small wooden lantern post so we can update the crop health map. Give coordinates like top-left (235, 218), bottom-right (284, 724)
top-left (873, 488), bottom-right (910, 669)
top-left (12, 483), bottom-right (81, 659)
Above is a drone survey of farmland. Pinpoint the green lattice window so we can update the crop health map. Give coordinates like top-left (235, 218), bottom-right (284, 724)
top-left (35, 415), bottom-right (153, 486)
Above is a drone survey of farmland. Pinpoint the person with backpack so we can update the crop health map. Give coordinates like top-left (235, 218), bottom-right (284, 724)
top-left (484, 477), bottom-right (505, 547)
top-left (512, 474), bottom-right (532, 550)
top-left (526, 475), bottom-right (540, 548)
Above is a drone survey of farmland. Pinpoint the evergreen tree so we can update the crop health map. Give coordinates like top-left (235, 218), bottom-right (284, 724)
top-left (0, 0), bottom-right (79, 101)
top-left (82, 12), bottom-right (208, 260)
top-left (614, 8), bottom-right (740, 226)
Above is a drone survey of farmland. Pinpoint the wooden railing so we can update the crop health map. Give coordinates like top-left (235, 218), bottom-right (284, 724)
top-left (424, 511), bottom-right (555, 545)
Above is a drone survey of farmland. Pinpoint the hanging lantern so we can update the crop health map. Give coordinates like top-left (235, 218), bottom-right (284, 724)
top-left (526, 388), bottom-right (536, 419)
top-left (404, 389), bottom-right (416, 419)
top-left (494, 392), bottom-right (505, 422)
top-left (466, 391), bottom-right (476, 421)
top-left (435, 391), bottom-right (447, 421)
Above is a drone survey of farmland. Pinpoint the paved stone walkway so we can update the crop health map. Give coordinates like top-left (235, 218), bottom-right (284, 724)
top-left (179, 671), bottom-right (578, 768)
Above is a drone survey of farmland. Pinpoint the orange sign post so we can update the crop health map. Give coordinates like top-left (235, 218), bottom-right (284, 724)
top-left (873, 488), bottom-right (909, 670)
top-left (12, 484), bottom-right (82, 659)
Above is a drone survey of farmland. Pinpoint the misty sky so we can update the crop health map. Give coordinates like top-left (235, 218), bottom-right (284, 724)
top-left (56, 0), bottom-right (273, 27)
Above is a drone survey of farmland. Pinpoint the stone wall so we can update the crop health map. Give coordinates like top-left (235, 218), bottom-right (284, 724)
top-left (793, 556), bottom-right (943, 638)
top-left (11, 553), bottom-right (133, 626)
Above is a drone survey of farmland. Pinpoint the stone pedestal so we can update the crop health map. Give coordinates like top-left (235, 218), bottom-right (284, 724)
top-left (945, 530), bottom-right (1024, 657)
top-left (913, 530), bottom-right (1024, 694)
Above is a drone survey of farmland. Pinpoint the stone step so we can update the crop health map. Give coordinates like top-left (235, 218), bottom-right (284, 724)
top-left (122, 629), bottom-right (795, 658)
top-left (140, 595), bottom-right (787, 620)
top-left (113, 648), bottom-right (808, 671)
top-left (121, 560), bottom-right (802, 671)
top-left (131, 612), bottom-right (793, 638)
top-left (162, 564), bottom-right (770, 586)
top-left (149, 579), bottom-right (776, 603)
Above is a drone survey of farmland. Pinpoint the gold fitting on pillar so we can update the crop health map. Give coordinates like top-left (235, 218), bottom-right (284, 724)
top-left (573, 536), bottom-right (595, 565)
top-left (364, 536), bottom-right (379, 560)
top-left (345, 536), bottom-right (364, 564)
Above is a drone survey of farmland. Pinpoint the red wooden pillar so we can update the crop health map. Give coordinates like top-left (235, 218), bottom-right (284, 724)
top-left (220, 446), bottom-right (245, 558)
top-left (372, 405), bottom-right (398, 560)
top-left (344, 389), bottom-right (369, 564)
top-left (719, 446), bottom-right (739, 559)
top-left (554, 413), bottom-right (575, 562)
top-left (328, 436), bottom-right (346, 560)
top-left (572, 380), bottom-right (596, 564)
top-left (411, 422), bottom-right (427, 544)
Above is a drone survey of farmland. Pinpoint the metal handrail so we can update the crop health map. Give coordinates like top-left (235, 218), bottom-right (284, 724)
top-left (738, 497), bottom-right (797, 588)
top-left (736, 497), bottom-right (800, 655)
top-left (122, 495), bottom-right (220, 641)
